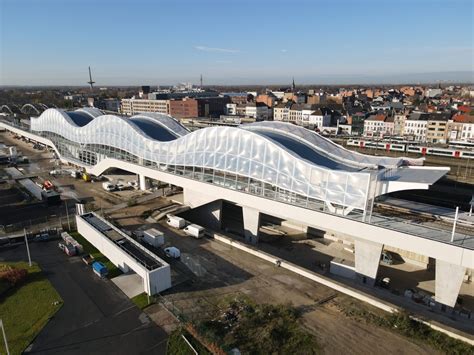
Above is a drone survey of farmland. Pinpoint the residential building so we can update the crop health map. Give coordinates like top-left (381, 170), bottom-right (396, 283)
top-left (363, 114), bottom-right (394, 137)
top-left (425, 88), bottom-right (442, 98)
top-left (404, 112), bottom-right (430, 141)
top-left (426, 113), bottom-right (450, 143)
top-left (245, 103), bottom-right (270, 120)
top-left (308, 109), bottom-right (331, 129)
top-left (447, 115), bottom-right (474, 141)
top-left (256, 94), bottom-right (277, 107)
top-left (393, 114), bottom-right (407, 135)
top-left (222, 92), bottom-right (248, 105)
top-left (273, 103), bottom-right (290, 121)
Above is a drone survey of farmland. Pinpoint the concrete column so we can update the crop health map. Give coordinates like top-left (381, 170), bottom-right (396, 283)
top-left (242, 206), bottom-right (260, 244)
top-left (183, 188), bottom-right (222, 230)
top-left (139, 174), bottom-right (150, 190)
top-left (435, 259), bottom-right (466, 308)
top-left (354, 239), bottom-right (383, 286)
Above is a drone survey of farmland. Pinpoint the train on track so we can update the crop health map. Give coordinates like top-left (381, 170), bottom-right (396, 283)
top-left (346, 139), bottom-right (474, 159)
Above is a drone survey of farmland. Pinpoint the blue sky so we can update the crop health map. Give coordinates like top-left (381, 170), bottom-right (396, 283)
top-left (1, 0), bottom-right (472, 85)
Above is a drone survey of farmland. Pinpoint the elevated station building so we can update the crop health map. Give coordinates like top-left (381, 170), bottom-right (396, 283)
top-left (0, 108), bottom-right (472, 308)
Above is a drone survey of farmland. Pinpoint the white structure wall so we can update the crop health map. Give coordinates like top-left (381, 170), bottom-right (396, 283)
top-left (76, 214), bottom-right (171, 295)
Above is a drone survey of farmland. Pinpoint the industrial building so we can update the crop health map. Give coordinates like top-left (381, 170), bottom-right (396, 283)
top-left (0, 108), bottom-right (472, 308)
top-left (76, 212), bottom-right (171, 295)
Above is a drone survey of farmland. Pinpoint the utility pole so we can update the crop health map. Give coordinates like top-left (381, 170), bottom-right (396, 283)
top-left (24, 228), bottom-right (32, 267)
top-left (0, 319), bottom-right (10, 355)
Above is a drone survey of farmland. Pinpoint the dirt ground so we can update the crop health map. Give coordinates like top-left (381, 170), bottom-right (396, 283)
top-left (109, 209), bottom-right (442, 354)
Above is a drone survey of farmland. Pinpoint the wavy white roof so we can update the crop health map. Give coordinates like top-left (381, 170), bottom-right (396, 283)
top-left (30, 108), bottom-right (448, 211)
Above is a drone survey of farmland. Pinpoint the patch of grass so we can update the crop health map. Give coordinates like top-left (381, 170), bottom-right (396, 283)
top-left (336, 297), bottom-right (474, 355)
top-left (132, 292), bottom-right (152, 309)
top-left (167, 328), bottom-right (211, 355)
top-left (0, 261), bottom-right (62, 355)
top-left (69, 231), bottom-right (122, 278)
top-left (196, 297), bottom-right (319, 354)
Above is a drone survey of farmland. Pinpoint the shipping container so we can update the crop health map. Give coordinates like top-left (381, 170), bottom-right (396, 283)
top-left (142, 228), bottom-right (164, 248)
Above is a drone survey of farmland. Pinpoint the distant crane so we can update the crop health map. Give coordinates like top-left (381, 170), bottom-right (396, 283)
top-left (87, 66), bottom-right (95, 91)
top-left (200, 74), bottom-right (203, 89)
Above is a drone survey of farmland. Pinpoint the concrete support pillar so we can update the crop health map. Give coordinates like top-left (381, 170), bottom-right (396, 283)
top-left (139, 174), bottom-right (150, 190)
top-left (435, 259), bottom-right (466, 308)
top-left (183, 188), bottom-right (222, 230)
top-left (354, 239), bottom-right (383, 286)
top-left (242, 206), bottom-right (260, 244)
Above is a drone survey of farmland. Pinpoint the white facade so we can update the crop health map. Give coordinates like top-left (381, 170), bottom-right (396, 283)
top-left (461, 123), bottom-right (474, 140)
top-left (308, 113), bottom-right (331, 128)
top-left (76, 213), bottom-right (171, 295)
top-left (404, 120), bottom-right (428, 141)
top-left (245, 105), bottom-right (269, 120)
top-left (364, 119), bottom-right (394, 137)
top-left (225, 103), bottom-right (237, 115)
top-left (274, 106), bottom-right (289, 121)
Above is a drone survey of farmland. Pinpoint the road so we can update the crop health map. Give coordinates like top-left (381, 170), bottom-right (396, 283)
top-left (0, 241), bottom-right (168, 354)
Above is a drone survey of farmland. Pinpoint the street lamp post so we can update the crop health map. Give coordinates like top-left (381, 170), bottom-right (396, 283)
top-left (24, 228), bottom-right (32, 267)
top-left (451, 206), bottom-right (459, 243)
top-left (0, 319), bottom-right (10, 355)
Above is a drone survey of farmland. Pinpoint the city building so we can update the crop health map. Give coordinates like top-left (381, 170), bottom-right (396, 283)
top-left (169, 98), bottom-right (198, 118)
top-left (363, 114), bottom-right (394, 137)
top-left (121, 98), bottom-right (170, 115)
top-left (403, 112), bottom-right (430, 141)
top-left (273, 103), bottom-right (291, 121)
top-left (426, 113), bottom-right (450, 143)
top-left (245, 103), bottom-right (270, 121)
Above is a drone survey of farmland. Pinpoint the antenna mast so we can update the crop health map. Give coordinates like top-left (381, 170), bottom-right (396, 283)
top-left (87, 66), bottom-right (96, 91)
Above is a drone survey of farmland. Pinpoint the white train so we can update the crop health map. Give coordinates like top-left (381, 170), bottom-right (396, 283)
top-left (347, 139), bottom-right (474, 159)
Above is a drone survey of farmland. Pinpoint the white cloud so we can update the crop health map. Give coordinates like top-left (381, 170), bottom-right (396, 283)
top-left (194, 45), bottom-right (240, 53)
top-left (281, 49), bottom-right (287, 53)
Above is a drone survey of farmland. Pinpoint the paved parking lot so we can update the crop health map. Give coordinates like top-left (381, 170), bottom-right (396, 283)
top-left (0, 241), bottom-right (168, 354)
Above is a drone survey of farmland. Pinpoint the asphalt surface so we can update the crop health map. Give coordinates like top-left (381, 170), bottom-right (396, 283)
top-left (0, 241), bottom-right (168, 354)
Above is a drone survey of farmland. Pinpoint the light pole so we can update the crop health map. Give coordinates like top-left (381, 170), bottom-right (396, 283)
top-left (469, 196), bottom-right (473, 217)
top-left (0, 319), bottom-right (10, 355)
top-left (451, 206), bottom-right (459, 243)
top-left (65, 200), bottom-right (71, 231)
top-left (24, 228), bottom-right (32, 267)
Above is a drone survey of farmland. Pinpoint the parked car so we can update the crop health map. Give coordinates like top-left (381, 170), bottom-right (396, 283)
top-left (127, 180), bottom-right (138, 189)
top-left (380, 251), bottom-right (393, 265)
top-left (102, 182), bottom-right (116, 191)
top-left (82, 254), bottom-right (95, 266)
top-left (34, 232), bottom-right (49, 242)
top-left (116, 182), bottom-right (127, 191)
top-left (164, 247), bottom-right (181, 259)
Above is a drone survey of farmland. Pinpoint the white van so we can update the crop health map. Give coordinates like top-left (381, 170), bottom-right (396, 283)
top-left (102, 182), bottom-right (116, 191)
top-left (164, 247), bottom-right (181, 259)
top-left (183, 224), bottom-right (205, 239)
top-left (166, 215), bottom-right (186, 229)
